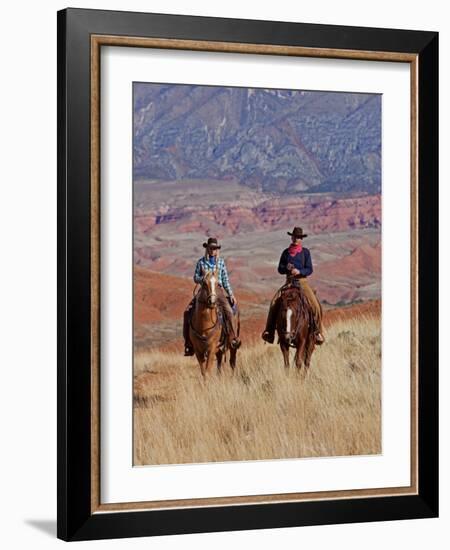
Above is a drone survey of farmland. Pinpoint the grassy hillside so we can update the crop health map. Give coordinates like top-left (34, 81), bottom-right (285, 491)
top-left (133, 312), bottom-right (381, 466)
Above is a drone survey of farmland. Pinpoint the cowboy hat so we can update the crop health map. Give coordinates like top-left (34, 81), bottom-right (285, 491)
top-left (202, 237), bottom-right (222, 249)
top-left (287, 227), bottom-right (308, 238)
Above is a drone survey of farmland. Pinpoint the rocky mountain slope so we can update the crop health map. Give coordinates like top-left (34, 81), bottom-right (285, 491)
top-left (134, 84), bottom-right (381, 194)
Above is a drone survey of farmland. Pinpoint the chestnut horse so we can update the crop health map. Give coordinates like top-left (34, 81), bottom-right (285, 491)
top-left (276, 282), bottom-right (317, 372)
top-left (189, 268), bottom-right (240, 377)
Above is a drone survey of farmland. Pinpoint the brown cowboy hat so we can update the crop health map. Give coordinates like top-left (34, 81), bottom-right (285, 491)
top-left (202, 237), bottom-right (222, 249)
top-left (287, 227), bottom-right (308, 238)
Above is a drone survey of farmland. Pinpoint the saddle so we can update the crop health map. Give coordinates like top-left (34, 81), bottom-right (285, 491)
top-left (270, 278), bottom-right (303, 306)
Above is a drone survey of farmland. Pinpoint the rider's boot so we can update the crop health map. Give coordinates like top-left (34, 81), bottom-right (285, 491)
top-left (184, 342), bottom-right (195, 356)
top-left (261, 330), bottom-right (275, 344)
top-left (315, 332), bottom-right (325, 345)
top-left (230, 336), bottom-right (241, 349)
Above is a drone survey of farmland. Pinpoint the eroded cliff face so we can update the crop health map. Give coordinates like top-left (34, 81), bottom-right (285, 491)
top-left (133, 180), bottom-right (381, 311)
top-left (135, 193), bottom-right (381, 236)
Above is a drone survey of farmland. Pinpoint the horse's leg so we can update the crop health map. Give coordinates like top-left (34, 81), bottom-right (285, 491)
top-left (294, 346), bottom-right (303, 371)
top-left (229, 347), bottom-right (237, 373)
top-left (195, 350), bottom-right (207, 378)
top-left (204, 348), bottom-right (216, 375)
top-left (280, 342), bottom-right (290, 370)
top-left (216, 349), bottom-right (223, 374)
top-left (304, 340), bottom-right (315, 373)
top-left (294, 336), bottom-right (307, 371)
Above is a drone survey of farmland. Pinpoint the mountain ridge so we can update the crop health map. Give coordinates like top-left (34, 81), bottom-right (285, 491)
top-left (133, 84), bottom-right (381, 194)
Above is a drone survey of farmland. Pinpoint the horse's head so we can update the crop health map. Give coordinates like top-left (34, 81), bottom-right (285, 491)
top-left (200, 267), bottom-right (218, 308)
top-left (279, 287), bottom-right (302, 346)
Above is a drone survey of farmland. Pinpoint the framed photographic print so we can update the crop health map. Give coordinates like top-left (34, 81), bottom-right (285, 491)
top-left (57, 8), bottom-right (438, 541)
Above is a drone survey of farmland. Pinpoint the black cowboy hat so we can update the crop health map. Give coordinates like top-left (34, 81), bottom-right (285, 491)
top-left (202, 237), bottom-right (222, 249)
top-left (287, 226), bottom-right (308, 238)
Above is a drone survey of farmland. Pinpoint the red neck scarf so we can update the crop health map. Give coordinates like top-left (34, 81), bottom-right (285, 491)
top-left (288, 243), bottom-right (302, 256)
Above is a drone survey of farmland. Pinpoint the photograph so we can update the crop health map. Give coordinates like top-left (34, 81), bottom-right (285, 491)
top-left (132, 82), bottom-right (382, 466)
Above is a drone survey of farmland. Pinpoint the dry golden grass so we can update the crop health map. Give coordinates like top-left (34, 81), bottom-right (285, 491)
top-left (133, 313), bottom-right (381, 466)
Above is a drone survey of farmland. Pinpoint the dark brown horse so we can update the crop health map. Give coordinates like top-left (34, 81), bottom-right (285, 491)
top-left (276, 282), bottom-right (317, 372)
top-left (189, 268), bottom-right (240, 377)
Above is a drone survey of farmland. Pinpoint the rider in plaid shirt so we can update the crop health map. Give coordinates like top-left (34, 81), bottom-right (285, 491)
top-left (183, 237), bottom-right (240, 356)
top-left (194, 256), bottom-right (233, 296)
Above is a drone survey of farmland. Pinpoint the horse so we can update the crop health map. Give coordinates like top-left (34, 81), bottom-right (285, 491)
top-left (276, 281), bottom-right (317, 372)
top-left (189, 268), bottom-right (240, 377)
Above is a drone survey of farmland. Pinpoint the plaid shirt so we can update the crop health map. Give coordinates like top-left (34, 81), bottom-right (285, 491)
top-left (194, 256), bottom-right (233, 296)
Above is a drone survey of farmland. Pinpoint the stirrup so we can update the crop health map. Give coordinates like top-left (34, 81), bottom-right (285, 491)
top-left (184, 345), bottom-right (195, 356)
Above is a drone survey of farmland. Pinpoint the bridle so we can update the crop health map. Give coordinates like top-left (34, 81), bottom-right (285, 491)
top-left (196, 271), bottom-right (218, 308)
top-left (189, 271), bottom-right (221, 342)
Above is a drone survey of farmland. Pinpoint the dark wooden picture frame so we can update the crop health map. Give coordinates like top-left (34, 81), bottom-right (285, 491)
top-left (57, 8), bottom-right (438, 541)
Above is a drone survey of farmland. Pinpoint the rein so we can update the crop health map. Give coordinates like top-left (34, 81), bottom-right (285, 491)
top-left (189, 315), bottom-right (221, 342)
